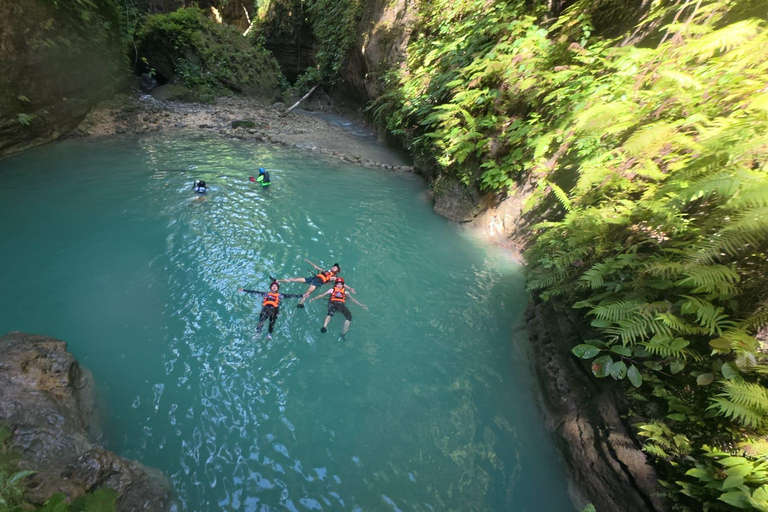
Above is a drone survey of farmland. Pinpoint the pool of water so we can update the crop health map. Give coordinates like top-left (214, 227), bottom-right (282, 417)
top-left (0, 135), bottom-right (573, 512)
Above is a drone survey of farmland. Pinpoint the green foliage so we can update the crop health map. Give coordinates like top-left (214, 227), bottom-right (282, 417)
top-left (136, 8), bottom-right (283, 102)
top-left (292, 67), bottom-right (321, 95)
top-left (305, 0), bottom-right (362, 86)
top-left (256, 0), bottom-right (363, 86)
top-left (36, 489), bottom-right (118, 512)
top-left (0, 425), bottom-right (30, 512)
top-left (372, 0), bottom-right (768, 509)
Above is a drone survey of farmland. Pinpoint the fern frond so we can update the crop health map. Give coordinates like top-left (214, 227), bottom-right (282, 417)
top-left (677, 19), bottom-right (761, 62)
top-left (694, 206), bottom-right (768, 263)
top-left (676, 264), bottom-right (740, 296)
top-left (590, 299), bottom-right (646, 323)
top-left (681, 295), bottom-right (734, 335)
top-left (739, 438), bottom-right (768, 458)
top-left (709, 380), bottom-right (768, 428)
top-left (623, 123), bottom-right (678, 159)
top-left (709, 397), bottom-right (764, 428)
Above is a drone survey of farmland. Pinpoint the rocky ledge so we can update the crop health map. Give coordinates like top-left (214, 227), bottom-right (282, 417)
top-left (0, 331), bottom-right (171, 511)
top-left (525, 301), bottom-right (667, 512)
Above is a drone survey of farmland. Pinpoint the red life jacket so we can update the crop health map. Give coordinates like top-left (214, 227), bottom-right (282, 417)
top-left (262, 292), bottom-right (280, 308)
top-left (330, 287), bottom-right (346, 303)
top-left (316, 270), bottom-right (337, 283)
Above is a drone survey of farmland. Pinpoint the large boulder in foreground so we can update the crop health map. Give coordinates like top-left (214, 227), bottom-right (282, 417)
top-left (0, 332), bottom-right (171, 512)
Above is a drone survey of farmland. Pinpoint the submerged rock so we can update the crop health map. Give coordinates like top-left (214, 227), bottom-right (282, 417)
top-left (0, 332), bottom-right (171, 512)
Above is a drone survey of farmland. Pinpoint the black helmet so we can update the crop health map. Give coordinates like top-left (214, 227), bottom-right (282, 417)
top-left (198, 180), bottom-right (206, 187)
top-left (332, 263), bottom-right (340, 271)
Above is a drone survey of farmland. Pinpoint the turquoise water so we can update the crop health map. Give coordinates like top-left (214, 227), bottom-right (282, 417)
top-left (0, 135), bottom-right (573, 512)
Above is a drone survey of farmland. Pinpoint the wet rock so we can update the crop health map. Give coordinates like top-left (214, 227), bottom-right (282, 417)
top-left (140, 73), bottom-right (159, 92)
top-left (272, 102), bottom-right (286, 110)
top-left (0, 332), bottom-right (171, 512)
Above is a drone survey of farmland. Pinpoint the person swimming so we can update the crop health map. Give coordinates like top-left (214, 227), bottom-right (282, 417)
top-left (193, 180), bottom-right (208, 194)
top-left (310, 278), bottom-right (367, 336)
top-left (256, 168), bottom-right (271, 187)
top-left (239, 280), bottom-right (304, 339)
top-left (277, 260), bottom-right (354, 308)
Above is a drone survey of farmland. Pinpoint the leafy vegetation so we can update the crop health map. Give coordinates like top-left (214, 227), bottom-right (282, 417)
top-left (371, 0), bottom-right (768, 509)
top-left (256, 0), bottom-right (363, 89)
top-left (136, 8), bottom-right (284, 102)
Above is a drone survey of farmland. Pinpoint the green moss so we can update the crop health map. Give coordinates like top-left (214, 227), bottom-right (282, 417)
top-left (136, 8), bottom-right (285, 103)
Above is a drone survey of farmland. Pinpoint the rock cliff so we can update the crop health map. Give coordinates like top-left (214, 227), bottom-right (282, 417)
top-left (0, 0), bottom-right (125, 158)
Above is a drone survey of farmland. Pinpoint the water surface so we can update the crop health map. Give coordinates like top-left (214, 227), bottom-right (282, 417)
top-left (0, 135), bottom-right (572, 512)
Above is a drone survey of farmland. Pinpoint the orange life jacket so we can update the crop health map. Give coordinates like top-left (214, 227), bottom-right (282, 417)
top-left (262, 292), bottom-right (280, 308)
top-left (330, 287), bottom-right (346, 303)
top-left (316, 270), bottom-right (337, 283)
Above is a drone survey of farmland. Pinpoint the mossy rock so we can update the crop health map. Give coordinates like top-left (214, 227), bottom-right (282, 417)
top-left (231, 120), bottom-right (256, 129)
top-left (150, 84), bottom-right (195, 102)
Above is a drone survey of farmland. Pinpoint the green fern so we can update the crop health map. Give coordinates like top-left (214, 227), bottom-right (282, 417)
top-left (709, 380), bottom-right (768, 428)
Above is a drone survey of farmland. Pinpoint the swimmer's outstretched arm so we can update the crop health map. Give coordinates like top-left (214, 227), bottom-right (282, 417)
top-left (349, 296), bottom-right (368, 310)
top-left (239, 288), bottom-right (266, 295)
top-left (282, 294), bottom-right (304, 298)
top-left (305, 259), bottom-right (323, 271)
top-left (309, 289), bottom-right (333, 302)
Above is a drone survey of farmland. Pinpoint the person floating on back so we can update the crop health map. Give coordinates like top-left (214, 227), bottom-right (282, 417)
top-left (239, 280), bottom-right (303, 339)
top-left (256, 168), bottom-right (271, 187)
top-left (310, 278), bottom-right (367, 337)
top-left (193, 180), bottom-right (207, 194)
top-left (277, 259), bottom-right (353, 308)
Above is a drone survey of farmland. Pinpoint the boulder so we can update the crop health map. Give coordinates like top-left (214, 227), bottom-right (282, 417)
top-left (431, 175), bottom-right (484, 222)
top-left (0, 332), bottom-right (171, 512)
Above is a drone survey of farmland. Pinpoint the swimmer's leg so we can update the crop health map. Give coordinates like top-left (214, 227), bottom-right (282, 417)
top-left (298, 284), bottom-right (317, 307)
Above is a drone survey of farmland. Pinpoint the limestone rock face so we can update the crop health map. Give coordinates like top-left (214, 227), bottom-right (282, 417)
top-left (335, 0), bottom-right (418, 106)
top-left (0, 332), bottom-right (171, 512)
